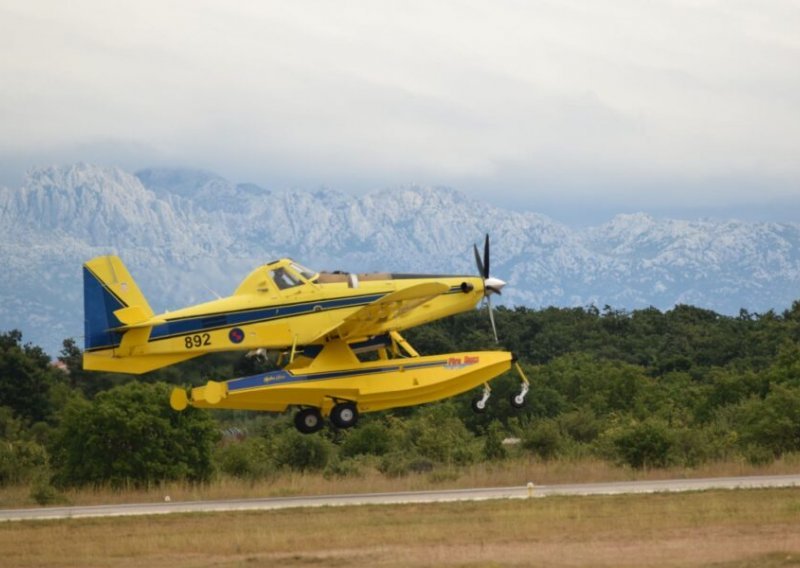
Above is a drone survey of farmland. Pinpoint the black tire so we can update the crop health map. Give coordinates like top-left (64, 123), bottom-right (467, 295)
top-left (471, 396), bottom-right (488, 414)
top-left (509, 392), bottom-right (526, 409)
top-left (294, 407), bottom-right (324, 434)
top-left (330, 402), bottom-right (359, 429)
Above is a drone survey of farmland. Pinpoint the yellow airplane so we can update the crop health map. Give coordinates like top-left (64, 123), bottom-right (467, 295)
top-left (82, 236), bottom-right (529, 432)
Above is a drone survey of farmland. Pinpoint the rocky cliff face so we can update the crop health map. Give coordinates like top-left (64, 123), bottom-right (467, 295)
top-left (2, 163), bottom-right (798, 355)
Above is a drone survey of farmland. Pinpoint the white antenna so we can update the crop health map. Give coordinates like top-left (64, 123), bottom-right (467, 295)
top-left (202, 284), bottom-right (222, 300)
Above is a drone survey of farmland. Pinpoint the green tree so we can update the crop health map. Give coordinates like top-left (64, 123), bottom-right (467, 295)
top-left (50, 382), bottom-right (218, 487)
top-left (735, 385), bottom-right (800, 459)
top-left (0, 330), bottom-right (59, 423)
top-left (521, 419), bottom-right (562, 460)
top-left (605, 419), bottom-right (674, 469)
top-left (483, 420), bottom-right (508, 461)
top-left (340, 420), bottom-right (394, 458)
top-left (273, 429), bottom-right (332, 471)
top-left (406, 403), bottom-right (479, 465)
top-left (215, 437), bottom-right (274, 480)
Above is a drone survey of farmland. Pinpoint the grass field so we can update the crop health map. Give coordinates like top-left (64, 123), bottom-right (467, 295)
top-left (3, 455), bottom-right (800, 509)
top-left (2, 488), bottom-right (800, 567)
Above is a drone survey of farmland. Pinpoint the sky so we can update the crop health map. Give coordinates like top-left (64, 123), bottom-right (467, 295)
top-left (2, 0), bottom-right (799, 224)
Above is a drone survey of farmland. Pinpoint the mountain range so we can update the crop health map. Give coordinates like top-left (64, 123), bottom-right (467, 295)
top-left (2, 163), bottom-right (799, 357)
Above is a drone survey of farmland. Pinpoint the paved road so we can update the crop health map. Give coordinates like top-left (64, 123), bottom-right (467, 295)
top-left (2, 474), bottom-right (798, 522)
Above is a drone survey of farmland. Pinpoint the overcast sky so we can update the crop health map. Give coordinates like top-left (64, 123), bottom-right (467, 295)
top-left (2, 1), bottom-right (799, 223)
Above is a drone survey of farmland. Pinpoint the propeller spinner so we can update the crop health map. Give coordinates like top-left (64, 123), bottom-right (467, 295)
top-left (473, 234), bottom-right (506, 342)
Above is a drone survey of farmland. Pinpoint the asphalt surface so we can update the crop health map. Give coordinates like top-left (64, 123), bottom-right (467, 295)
top-left (1, 474), bottom-right (798, 522)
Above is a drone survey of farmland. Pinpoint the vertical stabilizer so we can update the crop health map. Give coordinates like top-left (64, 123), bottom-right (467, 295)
top-left (83, 256), bottom-right (154, 351)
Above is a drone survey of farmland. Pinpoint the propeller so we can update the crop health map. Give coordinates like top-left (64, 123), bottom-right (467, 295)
top-left (473, 234), bottom-right (506, 342)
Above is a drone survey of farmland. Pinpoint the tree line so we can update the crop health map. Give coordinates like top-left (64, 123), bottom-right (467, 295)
top-left (2, 301), bottom-right (800, 500)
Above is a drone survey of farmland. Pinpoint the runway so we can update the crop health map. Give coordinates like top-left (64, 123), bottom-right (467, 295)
top-left (1, 474), bottom-right (798, 522)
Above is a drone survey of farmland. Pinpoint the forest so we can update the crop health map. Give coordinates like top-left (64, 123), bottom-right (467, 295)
top-left (2, 301), bottom-right (800, 502)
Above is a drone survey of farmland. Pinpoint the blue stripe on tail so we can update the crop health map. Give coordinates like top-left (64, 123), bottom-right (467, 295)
top-left (83, 266), bottom-right (125, 351)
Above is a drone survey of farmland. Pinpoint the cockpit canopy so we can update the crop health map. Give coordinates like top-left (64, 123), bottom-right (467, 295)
top-left (266, 260), bottom-right (318, 290)
top-left (234, 259), bottom-right (319, 295)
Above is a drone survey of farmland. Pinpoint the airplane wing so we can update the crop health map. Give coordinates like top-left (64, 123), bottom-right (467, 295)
top-left (314, 282), bottom-right (450, 342)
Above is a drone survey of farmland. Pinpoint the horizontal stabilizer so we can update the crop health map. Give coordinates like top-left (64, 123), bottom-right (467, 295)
top-left (113, 306), bottom-right (151, 326)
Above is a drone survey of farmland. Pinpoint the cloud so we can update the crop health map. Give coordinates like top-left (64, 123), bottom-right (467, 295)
top-left (1, 0), bottom-right (799, 212)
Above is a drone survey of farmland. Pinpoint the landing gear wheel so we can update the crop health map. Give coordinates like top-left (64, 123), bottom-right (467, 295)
top-left (330, 402), bottom-right (359, 429)
top-left (294, 407), bottom-right (324, 434)
top-left (471, 396), bottom-right (488, 414)
top-left (510, 382), bottom-right (529, 409)
top-left (509, 392), bottom-right (526, 409)
top-left (471, 383), bottom-right (491, 414)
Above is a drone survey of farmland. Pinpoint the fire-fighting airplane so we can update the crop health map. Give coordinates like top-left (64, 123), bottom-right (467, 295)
top-left (82, 236), bottom-right (529, 433)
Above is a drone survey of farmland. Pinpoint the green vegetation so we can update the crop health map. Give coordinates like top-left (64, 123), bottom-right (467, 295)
top-left (2, 300), bottom-right (800, 498)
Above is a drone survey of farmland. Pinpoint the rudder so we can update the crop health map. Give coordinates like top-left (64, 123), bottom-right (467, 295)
top-left (83, 255), bottom-right (154, 351)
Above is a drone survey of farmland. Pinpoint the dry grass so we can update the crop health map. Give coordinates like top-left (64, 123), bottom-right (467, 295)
top-left (3, 455), bottom-right (800, 509)
top-left (2, 488), bottom-right (800, 567)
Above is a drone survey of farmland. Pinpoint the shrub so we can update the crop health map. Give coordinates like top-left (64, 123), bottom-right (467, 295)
top-left (340, 421), bottom-right (394, 458)
top-left (483, 420), bottom-right (508, 461)
top-left (0, 439), bottom-right (48, 486)
top-left (606, 419), bottom-right (674, 469)
top-left (215, 437), bottom-right (274, 480)
top-left (377, 452), bottom-right (434, 478)
top-left (323, 456), bottom-right (364, 479)
top-left (522, 420), bottom-right (562, 460)
top-left (407, 404), bottom-right (479, 465)
top-left (49, 382), bottom-right (219, 488)
top-left (273, 429), bottom-right (332, 471)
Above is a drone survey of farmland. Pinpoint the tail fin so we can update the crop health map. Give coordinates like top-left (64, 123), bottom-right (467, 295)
top-left (83, 255), bottom-right (154, 351)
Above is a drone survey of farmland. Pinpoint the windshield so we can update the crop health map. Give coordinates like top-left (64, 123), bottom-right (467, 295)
top-left (269, 267), bottom-right (302, 290)
top-left (290, 262), bottom-right (318, 281)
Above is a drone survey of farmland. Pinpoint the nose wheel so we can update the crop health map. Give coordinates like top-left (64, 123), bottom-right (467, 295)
top-left (510, 361), bottom-right (530, 409)
top-left (471, 383), bottom-right (492, 413)
top-left (510, 381), bottom-right (529, 409)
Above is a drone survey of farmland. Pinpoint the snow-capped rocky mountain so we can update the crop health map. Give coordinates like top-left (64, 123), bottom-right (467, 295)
top-left (2, 163), bottom-right (799, 356)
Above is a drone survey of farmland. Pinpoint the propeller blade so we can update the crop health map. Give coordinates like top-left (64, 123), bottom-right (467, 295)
top-left (483, 234), bottom-right (490, 279)
top-left (473, 243), bottom-right (485, 278)
top-left (487, 295), bottom-right (499, 343)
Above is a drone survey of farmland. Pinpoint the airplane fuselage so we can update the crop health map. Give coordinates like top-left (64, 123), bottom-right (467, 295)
top-left (83, 257), bottom-right (487, 374)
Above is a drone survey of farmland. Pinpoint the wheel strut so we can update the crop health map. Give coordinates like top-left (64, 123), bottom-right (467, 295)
top-left (510, 361), bottom-right (530, 409)
top-left (471, 383), bottom-right (491, 413)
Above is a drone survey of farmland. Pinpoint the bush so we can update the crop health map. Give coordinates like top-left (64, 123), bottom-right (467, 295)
top-left (340, 421), bottom-right (394, 458)
top-left (734, 386), bottom-right (800, 458)
top-left (483, 420), bottom-right (508, 461)
top-left (605, 419), bottom-right (674, 469)
top-left (29, 471), bottom-right (63, 505)
top-left (215, 437), bottom-right (274, 480)
top-left (323, 456), bottom-right (364, 479)
top-left (273, 429), bottom-right (332, 471)
top-left (378, 452), bottom-right (434, 478)
top-left (49, 382), bottom-right (219, 488)
top-left (407, 404), bottom-right (479, 465)
top-left (0, 439), bottom-right (48, 486)
top-left (522, 420), bottom-right (562, 460)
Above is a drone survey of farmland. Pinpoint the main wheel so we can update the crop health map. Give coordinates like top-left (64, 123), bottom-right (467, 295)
top-left (330, 402), bottom-right (359, 429)
top-left (294, 407), bottom-right (324, 434)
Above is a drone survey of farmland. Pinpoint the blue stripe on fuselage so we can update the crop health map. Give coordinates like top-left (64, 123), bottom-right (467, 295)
top-left (148, 293), bottom-right (387, 342)
top-left (226, 359), bottom-right (447, 391)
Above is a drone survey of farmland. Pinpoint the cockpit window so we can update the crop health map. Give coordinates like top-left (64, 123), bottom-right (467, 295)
top-left (270, 268), bottom-right (301, 290)
top-left (290, 262), bottom-right (317, 281)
